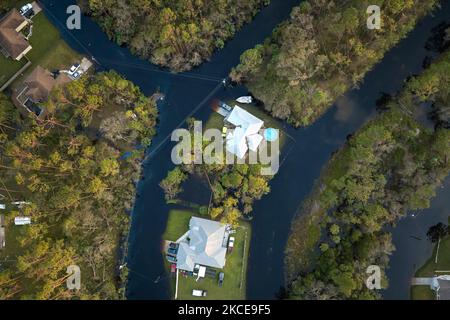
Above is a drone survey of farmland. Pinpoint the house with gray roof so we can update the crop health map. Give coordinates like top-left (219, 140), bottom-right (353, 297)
top-left (175, 217), bottom-right (230, 272)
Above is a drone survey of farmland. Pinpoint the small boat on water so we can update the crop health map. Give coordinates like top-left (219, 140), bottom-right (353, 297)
top-left (236, 96), bottom-right (253, 104)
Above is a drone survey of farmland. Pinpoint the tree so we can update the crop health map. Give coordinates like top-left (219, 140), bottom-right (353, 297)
top-left (160, 167), bottom-right (187, 201)
top-left (427, 223), bottom-right (449, 243)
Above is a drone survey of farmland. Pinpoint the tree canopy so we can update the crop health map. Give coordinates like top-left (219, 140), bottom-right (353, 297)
top-left (0, 71), bottom-right (158, 299)
top-left (285, 49), bottom-right (450, 300)
top-left (84, 0), bottom-right (269, 71)
top-left (231, 0), bottom-right (437, 127)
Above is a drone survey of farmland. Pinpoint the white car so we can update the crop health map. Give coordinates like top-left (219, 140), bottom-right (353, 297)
top-left (70, 64), bottom-right (80, 73)
top-left (192, 290), bottom-right (207, 297)
top-left (228, 237), bottom-right (235, 249)
top-left (19, 4), bottom-right (33, 16)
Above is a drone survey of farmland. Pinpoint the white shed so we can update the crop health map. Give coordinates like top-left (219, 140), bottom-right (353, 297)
top-left (14, 217), bottom-right (31, 225)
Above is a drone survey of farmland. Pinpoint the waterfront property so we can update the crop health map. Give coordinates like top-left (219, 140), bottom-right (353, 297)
top-left (12, 65), bottom-right (71, 117)
top-left (175, 217), bottom-right (230, 272)
top-left (411, 234), bottom-right (450, 300)
top-left (11, 56), bottom-right (91, 118)
top-left (224, 105), bottom-right (264, 159)
top-left (163, 210), bottom-right (250, 300)
top-left (0, 3), bottom-right (81, 91)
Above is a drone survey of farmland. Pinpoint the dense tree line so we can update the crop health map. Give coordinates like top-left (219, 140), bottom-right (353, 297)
top-left (284, 50), bottom-right (450, 300)
top-left (82, 0), bottom-right (269, 71)
top-left (231, 0), bottom-right (438, 127)
top-left (0, 71), bottom-right (157, 299)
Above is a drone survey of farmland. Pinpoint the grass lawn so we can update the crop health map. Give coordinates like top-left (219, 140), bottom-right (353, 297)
top-left (0, 214), bottom-right (29, 269)
top-left (410, 285), bottom-right (435, 300)
top-left (411, 234), bottom-right (450, 300)
top-left (26, 13), bottom-right (80, 71)
top-left (0, 55), bottom-right (26, 87)
top-left (162, 210), bottom-right (194, 242)
top-left (163, 209), bottom-right (251, 300)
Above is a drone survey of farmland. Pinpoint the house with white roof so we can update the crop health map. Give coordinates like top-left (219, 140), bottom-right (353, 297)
top-left (224, 106), bottom-right (264, 159)
top-left (175, 217), bottom-right (230, 272)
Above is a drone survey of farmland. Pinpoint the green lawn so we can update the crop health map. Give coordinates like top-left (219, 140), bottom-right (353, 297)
top-left (26, 13), bottom-right (80, 71)
top-left (411, 285), bottom-right (435, 300)
top-left (0, 214), bottom-right (29, 269)
top-left (163, 209), bottom-right (251, 300)
top-left (0, 55), bottom-right (26, 87)
top-left (411, 234), bottom-right (450, 300)
top-left (162, 210), bottom-right (193, 242)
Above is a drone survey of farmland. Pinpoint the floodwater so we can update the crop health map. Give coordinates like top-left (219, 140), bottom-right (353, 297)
top-left (39, 0), bottom-right (450, 300)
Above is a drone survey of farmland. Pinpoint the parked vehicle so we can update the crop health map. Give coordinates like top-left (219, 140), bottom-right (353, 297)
top-left (70, 64), bottom-right (80, 73)
top-left (72, 71), bottom-right (81, 79)
top-left (169, 242), bottom-right (179, 249)
top-left (218, 272), bottom-right (224, 287)
top-left (228, 236), bottom-right (235, 253)
top-left (192, 290), bottom-right (207, 297)
top-left (166, 255), bottom-right (176, 263)
top-left (168, 248), bottom-right (178, 255)
top-left (222, 126), bottom-right (228, 137)
top-left (219, 101), bottom-right (232, 111)
top-left (19, 4), bottom-right (33, 16)
top-left (170, 264), bottom-right (177, 273)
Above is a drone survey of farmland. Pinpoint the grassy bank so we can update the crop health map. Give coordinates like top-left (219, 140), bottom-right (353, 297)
top-left (163, 209), bottom-right (250, 300)
top-left (411, 231), bottom-right (450, 300)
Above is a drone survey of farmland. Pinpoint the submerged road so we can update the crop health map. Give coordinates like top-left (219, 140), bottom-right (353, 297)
top-left (40, 0), bottom-right (450, 300)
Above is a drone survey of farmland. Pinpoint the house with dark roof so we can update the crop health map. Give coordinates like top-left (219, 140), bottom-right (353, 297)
top-left (0, 9), bottom-right (32, 61)
top-left (13, 66), bottom-right (71, 117)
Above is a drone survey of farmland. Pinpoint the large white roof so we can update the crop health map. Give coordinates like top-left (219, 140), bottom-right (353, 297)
top-left (176, 217), bottom-right (228, 271)
top-left (247, 134), bottom-right (264, 152)
top-left (226, 127), bottom-right (248, 159)
top-left (225, 106), bottom-right (264, 136)
top-left (225, 106), bottom-right (264, 159)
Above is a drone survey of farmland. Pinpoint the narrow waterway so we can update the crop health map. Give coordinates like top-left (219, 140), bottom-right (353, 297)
top-left (39, 0), bottom-right (450, 300)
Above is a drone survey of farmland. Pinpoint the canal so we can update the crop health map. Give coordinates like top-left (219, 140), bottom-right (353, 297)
top-left (39, 0), bottom-right (450, 300)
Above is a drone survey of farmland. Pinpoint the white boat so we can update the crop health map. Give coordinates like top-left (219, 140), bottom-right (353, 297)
top-left (236, 96), bottom-right (253, 104)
